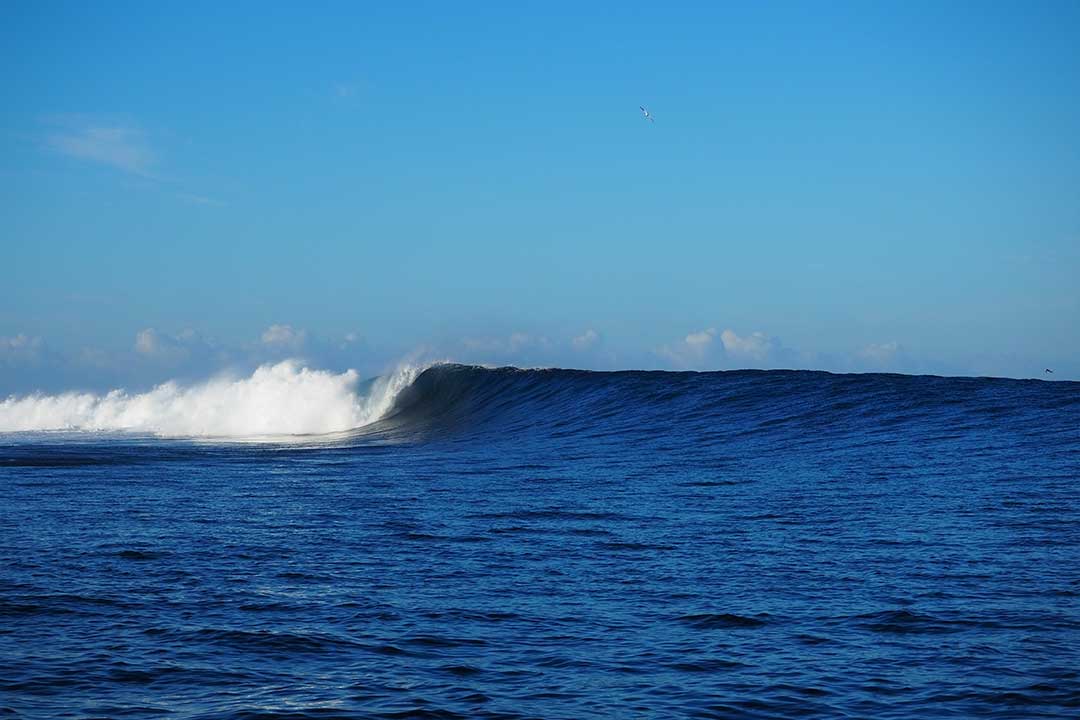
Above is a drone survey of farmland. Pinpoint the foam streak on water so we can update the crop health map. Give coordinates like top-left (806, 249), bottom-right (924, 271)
top-left (1, 366), bottom-right (1078, 719)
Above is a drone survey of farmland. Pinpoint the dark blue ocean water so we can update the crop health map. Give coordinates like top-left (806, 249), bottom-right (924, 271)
top-left (2, 366), bottom-right (1079, 719)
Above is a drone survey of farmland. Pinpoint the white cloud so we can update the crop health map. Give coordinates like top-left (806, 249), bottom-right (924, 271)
top-left (132, 325), bottom-right (385, 387)
top-left (685, 328), bottom-right (717, 348)
top-left (461, 332), bottom-right (550, 356)
top-left (134, 329), bottom-right (157, 355)
top-left (572, 329), bottom-right (600, 350)
top-left (261, 324), bottom-right (307, 350)
top-left (657, 328), bottom-right (718, 369)
top-left (719, 329), bottom-right (775, 362)
top-left (1, 335), bottom-right (131, 395)
top-left (852, 340), bottom-right (922, 372)
top-left (657, 327), bottom-right (797, 370)
top-left (453, 332), bottom-right (565, 368)
top-left (508, 332), bottom-right (533, 353)
top-left (0, 334), bottom-right (44, 366)
top-left (858, 341), bottom-right (903, 365)
top-left (48, 125), bottom-right (154, 176)
top-left (134, 328), bottom-right (217, 367)
top-left (336, 331), bottom-right (365, 351)
top-left (2, 334), bottom-right (41, 351)
top-left (135, 328), bottom-right (189, 358)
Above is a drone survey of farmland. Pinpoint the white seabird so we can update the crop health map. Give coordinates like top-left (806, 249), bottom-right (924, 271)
top-left (640, 106), bottom-right (654, 123)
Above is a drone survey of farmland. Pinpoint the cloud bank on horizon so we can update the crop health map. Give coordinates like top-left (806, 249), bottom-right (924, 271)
top-left (0, 320), bottom-right (1064, 399)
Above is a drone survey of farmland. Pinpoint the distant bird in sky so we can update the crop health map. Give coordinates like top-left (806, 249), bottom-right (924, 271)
top-left (639, 106), bottom-right (654, 123)
top-left (1045, 368), bottom-right (1054, 374)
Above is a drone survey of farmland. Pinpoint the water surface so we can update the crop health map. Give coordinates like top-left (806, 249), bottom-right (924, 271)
top-left (2, 366), bottom-right (1078, 718)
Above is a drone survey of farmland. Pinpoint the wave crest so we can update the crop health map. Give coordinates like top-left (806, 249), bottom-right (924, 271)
top-left (0, 360), bottom-right (423, 437)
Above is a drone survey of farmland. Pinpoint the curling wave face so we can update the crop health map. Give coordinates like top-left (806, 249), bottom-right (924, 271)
top-left (0, 360), bottom-right (423, 437)
top-left (369, 363), bottom-right (1079, 447)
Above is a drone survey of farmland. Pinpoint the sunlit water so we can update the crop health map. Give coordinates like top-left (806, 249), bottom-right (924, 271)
top-left (2, 366), bottom-right (1078, 718)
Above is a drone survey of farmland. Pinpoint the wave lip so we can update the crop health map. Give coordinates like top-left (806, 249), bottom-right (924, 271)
top-left (0, 360), bottom-right (422, 439)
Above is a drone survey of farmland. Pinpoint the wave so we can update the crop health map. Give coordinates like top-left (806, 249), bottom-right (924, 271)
top-left (365, 364), bottom-right (1077, 444)
top-left (2, 362), bottom-right (1075, 441)
top-left (0, 360), bottom-right (422, 438)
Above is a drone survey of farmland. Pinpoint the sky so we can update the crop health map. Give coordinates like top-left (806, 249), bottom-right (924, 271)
top-left (2, 1), bottom-right (1078, 392)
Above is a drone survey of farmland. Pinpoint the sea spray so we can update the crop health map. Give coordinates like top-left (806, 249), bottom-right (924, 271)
top-left (0, 360), bottom-right (425, 437)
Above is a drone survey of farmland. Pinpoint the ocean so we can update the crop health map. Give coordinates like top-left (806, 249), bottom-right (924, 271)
top-left (1, 364), bottom-right (1078, 719)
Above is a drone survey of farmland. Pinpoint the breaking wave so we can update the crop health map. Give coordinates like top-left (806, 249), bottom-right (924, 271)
top-left (0, 360), bottom-right (423, 437)
top-left (2, 362), bottom-right (1075, 443)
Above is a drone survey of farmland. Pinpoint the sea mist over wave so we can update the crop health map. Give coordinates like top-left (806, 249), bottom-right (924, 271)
top-left (0, 360), bottom-right (423, 437)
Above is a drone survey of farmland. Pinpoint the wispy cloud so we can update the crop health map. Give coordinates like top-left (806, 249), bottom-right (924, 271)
top-left (572, 329), bottom-right (600, 351)
top-left (48, 125), bottom-right (155, 176)
top-left (42, 117), bottom-right (224, 205)
top-left (134, 328), bottom-right (222, 369)
top-left (261, 324), bottom-right (308, 351)
top-left (0, 334), bottom-right (44, 367)
top-left (453, 330), bottom-right (622, 369)
top-left (850, 340), bottom-right (934, 373)
top-left (857, 340), bottom-right (904, 366)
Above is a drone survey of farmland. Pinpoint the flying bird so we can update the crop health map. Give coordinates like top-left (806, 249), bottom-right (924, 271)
top-left (1045, 368), bottom-right (1054, 374)
top-left (640, 106), bottom-right (654, 123)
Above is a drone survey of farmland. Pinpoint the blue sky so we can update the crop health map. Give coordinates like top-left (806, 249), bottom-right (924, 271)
top-left (2, 1), bottom-right (1078, 391)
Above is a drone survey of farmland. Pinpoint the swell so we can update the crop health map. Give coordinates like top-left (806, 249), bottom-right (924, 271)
top-left (359, 364), bottom-right (1079, 445)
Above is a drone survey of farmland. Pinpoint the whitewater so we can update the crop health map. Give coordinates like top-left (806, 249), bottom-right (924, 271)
top-left (0, 360), bottom-right (422, 437)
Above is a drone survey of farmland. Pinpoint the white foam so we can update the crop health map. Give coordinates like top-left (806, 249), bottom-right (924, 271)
top-left (0, 360), bottom-right (424, 438)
